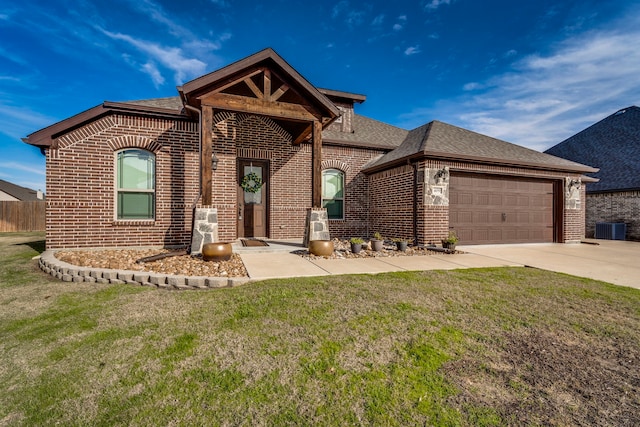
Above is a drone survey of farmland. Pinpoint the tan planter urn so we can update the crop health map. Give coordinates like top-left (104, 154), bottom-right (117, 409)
top-left (309, 240), bottom-right (334, 257)
top-left (202, 242), bottom-right (232, 262)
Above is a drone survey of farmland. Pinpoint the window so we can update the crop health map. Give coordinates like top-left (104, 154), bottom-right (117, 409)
top-left (322, 169), bottom-right (344, 220)
top-left (116, 149), bottom-right (155, 220)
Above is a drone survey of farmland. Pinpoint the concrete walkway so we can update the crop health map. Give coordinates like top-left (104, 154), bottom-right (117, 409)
top-left (239, 239), bottom-right (640, 290)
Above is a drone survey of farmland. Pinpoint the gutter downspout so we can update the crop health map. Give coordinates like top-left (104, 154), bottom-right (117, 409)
top-left (184, 104), bottom-right (202, 252)
top-left (412, 161), bottom-right (419, 247)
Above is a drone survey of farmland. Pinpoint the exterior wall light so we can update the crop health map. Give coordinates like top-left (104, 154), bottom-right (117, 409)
top-left (211, 152), bottom-right (219, 171)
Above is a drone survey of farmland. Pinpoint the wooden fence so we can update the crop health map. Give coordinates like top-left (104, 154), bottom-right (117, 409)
top-left (0, 201), bottom-right (46, 232)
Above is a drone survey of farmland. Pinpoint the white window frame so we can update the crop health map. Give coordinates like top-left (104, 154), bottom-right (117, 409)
top-left (114, 148), bottom-right (156, 221)
top-left (322, 168), bottom-right (345, 221)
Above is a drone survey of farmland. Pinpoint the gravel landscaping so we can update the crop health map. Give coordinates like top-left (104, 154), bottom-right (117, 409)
top-left (55, 248), bottom-right (248, 277)
top-left (53, 239), bottom-right (454, 279)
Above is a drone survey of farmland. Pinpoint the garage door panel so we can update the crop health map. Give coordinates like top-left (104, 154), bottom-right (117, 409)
top-left (489, 194), bottom-right (502, 205)
top-left (476, 193), bottom-right (489, 205)
top-left (456, 211), bottom-right (473, 223)
top-left (504, 195), bottom-right (517, 206)
top-left (450, 174), bottom-right (555, 245)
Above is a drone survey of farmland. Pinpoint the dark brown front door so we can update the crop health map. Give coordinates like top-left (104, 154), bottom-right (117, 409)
top-left (449, 173), bottom-right (554, 244)
top-left (237, 159), bottom-right (268, 238)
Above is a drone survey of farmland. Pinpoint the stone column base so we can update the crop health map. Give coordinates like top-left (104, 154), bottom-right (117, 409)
top-left (303, 208), bottom-right (330, 247)
top-left (190, 207), bottom-right (219, 255)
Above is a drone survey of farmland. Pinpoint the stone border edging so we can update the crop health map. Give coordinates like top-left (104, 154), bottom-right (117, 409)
top-left (38, 250), bottom-right (252, 290)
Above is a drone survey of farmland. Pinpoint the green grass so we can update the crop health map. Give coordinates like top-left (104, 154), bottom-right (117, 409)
top-left (1, 232), bottom-right (639, 426)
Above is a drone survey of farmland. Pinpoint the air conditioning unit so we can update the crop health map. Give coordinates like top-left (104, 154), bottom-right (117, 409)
top-left (595, 222), bottom-right (626, 240)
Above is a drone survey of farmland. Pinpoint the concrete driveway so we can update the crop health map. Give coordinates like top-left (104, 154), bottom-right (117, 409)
top-left (459, 239), bottom-right (640, 289)
top-left (238, 239), bottom-right (639, 289)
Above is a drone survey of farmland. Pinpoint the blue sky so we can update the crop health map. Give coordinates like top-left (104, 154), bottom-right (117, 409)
top-left (2, 0), bottom-right (640, 193)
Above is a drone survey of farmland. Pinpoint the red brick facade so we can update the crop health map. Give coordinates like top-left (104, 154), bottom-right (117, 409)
top-left (43, 109), bottom-right (588, 249)
top-left (210, 112), bottom-right (313, 242)
top-left (586, 191), bottom-right (640, 241)
top-left (322, 144), bottom-right (386, 239)
top-left (46, 114), bottom-right (199, 249)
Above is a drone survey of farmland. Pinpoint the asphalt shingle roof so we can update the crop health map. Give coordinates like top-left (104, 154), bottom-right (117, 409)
top-left (121, 96), bottom-right (184, 111)
top-left (120, 97), bottom-right (594, 174)
top-left (0, 179), bottom-right (43, 201)
top-left (368, 120), bottom-right (594, 172)
top-left (545, 106), bottom-right (640, 192)
top-left (322, 114), bottom-right (408, 149)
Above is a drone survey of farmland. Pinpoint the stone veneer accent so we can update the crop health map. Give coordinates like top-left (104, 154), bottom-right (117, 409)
top-left (190, 207), bottom-right (219, 255)
top-left (424, 166), bottom-right (450, 206)
top-left (38, 250), bottom-right (251, 289)
top-left (303, 208), bottom-right (330, 247)
top-left (565, 177), bottom-right (582, 210)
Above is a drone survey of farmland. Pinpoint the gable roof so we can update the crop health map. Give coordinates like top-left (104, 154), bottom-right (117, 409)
top-left (545, 106), bottom-right (640, 192)
top-left (365, 120), bottom-right (597, 174)
top-left (0, 179), bottom-right (43, 201)
top-left (179, 48), bottom-right (339, 121)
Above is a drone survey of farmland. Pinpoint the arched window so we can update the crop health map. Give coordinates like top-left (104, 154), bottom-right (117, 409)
top-left (116, 149), bottom-right (155, 220)
top-left (322, 169), bottom-right (344, 220)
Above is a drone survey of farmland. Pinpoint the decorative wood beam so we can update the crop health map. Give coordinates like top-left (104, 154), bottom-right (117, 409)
top-left (264, 69), bottom-right (272, 101)
top-left (202, 106), bottom-right (213, 206)
top-left (201, 92), bottom-right (318, 122)
top-left (244, 76), bottom-right (263, 99)
top-left (293, 123), bottom-right (313, 145)
top-left (209, 69), bottom-right (263, 95)
top-left (271, 83), bottom-right (289, 102)
top-left (312, 120), bottom-right (323, 208)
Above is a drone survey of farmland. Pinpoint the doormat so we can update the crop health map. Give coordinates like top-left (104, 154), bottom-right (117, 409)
top-left (241, 239), bottom-right (269, 247)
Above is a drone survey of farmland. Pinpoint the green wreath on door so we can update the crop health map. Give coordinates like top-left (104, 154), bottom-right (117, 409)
top-left (241, 172), bottom-right (263, 193)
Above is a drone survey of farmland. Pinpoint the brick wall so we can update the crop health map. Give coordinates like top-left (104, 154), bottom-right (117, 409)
top-left (46, 114), bottom-right (199, 249)
top-left (44, 109), bottom-right (589, 249)
top-left (211, 112), bottom-right (312, 241)
top-left (322, 145), bottom-right (386, 240)
top-left (369, 164), bottom-right (415, 242)
top-left (563, 185), bottom-right (586, 242)
top-left (586, 190), bottom-right (640, 241)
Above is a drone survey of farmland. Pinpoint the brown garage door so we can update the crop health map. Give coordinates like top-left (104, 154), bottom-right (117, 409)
top-left (449, 174), bottom-right (554, 245)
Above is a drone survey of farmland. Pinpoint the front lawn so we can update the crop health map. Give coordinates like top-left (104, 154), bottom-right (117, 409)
top-left (1, 233), bottom-right (639, 426)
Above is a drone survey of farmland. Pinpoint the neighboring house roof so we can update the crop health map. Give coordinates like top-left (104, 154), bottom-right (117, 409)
top-left (545, 106), bottom-right (640, 193)
top-left (365, 120), bottom-right (597, 174)
top-left (0, 179), bottom-right (43, 201)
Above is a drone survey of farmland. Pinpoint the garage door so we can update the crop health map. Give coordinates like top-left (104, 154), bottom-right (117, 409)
top-left (449, 174), bottom-right (554, 245)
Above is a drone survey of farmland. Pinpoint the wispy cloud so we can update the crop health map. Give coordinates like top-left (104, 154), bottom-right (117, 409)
top-left (423, 0), bottom-right (452, 11)
top-left (0, 46), bottom-right (28, 66)
top-left (209, 0), bottom-right (229, 7)
top-left (332, 1), bottom-right (367, 27)
top-left (332, 1), bottom-right (349, 19)
top-left (141, 62), bottom-right (165, 88)
top-left (393, 15), bottom-right (407, 31)
top-left (0, 161), bottom-right (45, 176)
top-left (100, 28), bottom-right (207, 85)
top-left (398, 16), bottom-right (640, 151)
top-left (96, 0), bottom-right (229, 85)
top-left (404, 45), bottom-right (421, 56)
top-left (0, 102), bottom-right (56, 139)
top-left (371, 14), bottom-right (384, 26)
